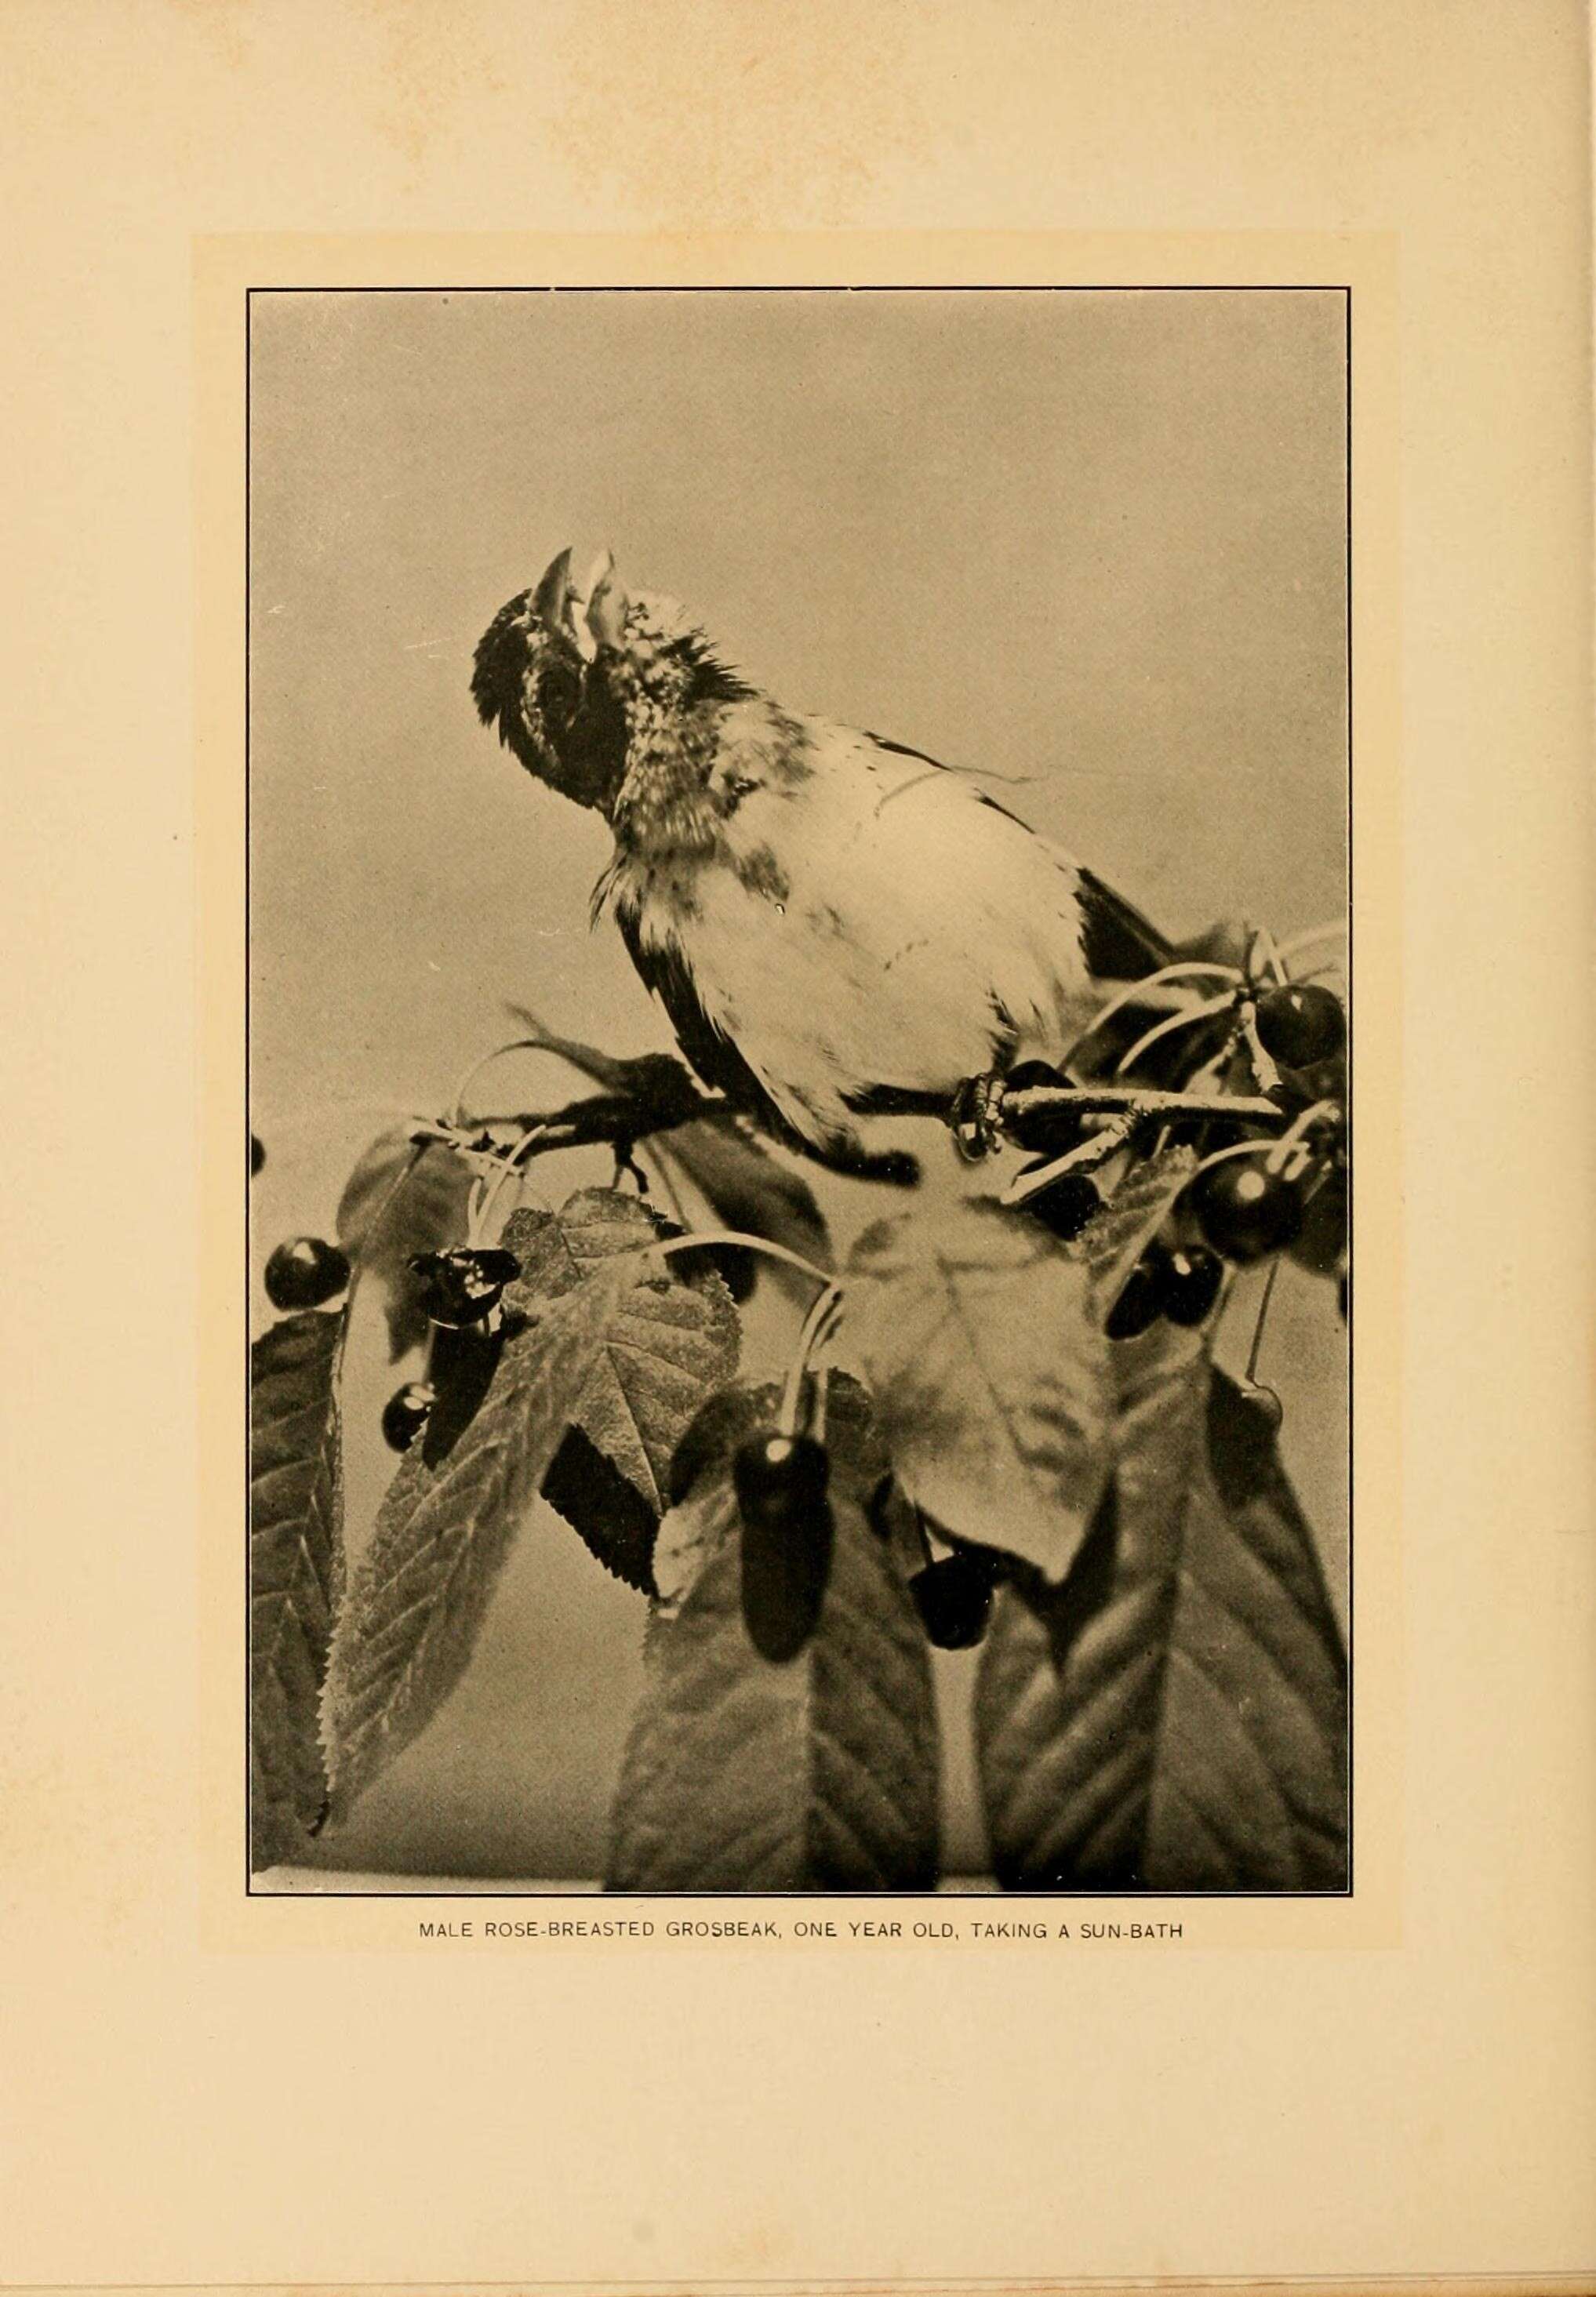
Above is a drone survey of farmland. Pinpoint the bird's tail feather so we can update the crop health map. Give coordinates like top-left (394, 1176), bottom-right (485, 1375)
top-left (1075, 866), bottom-right (1172, 980)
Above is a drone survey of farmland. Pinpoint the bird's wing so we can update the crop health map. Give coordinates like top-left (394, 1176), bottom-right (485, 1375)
top-left (864, 731), bottom-right (1172, 980)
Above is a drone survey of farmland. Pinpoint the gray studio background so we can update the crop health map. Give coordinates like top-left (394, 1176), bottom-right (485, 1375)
top-left (249, 288), bottom-right (1348, 1883)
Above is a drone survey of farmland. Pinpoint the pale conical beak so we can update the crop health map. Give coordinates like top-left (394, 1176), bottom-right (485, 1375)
top-left (584, 549), bottom-right (628, 649)
top-left (532, 546), bottom-right (576, 632)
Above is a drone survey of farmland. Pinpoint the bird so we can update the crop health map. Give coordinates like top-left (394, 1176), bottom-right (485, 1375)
top-left (471, 547), bottom-right (1171, 1180)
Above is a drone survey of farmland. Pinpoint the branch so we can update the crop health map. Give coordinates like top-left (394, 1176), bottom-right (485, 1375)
top-left (422, 1064), bottom-right (1285, 1175)
top-left (999, 1081), bottom-right (1282, 1127)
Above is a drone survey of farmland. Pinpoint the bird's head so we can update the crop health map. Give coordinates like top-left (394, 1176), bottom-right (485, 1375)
top-left (471, 547), bottom-right (748, 818)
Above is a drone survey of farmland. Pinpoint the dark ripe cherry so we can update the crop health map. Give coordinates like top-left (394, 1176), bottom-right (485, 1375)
top-left (1192, 1159), bottom-right (1303, 1264)
top-left (249, 1133), bottom-right (265, 1179)
top-left (409, 1246), bottom-right (522, 1328)
top-left (733, 1430), bottom-right (831, 1528)
top-left (1254, 983), bottom-right (1345, 1067)
top-left (1021, 1165), bottom-right (1101, 1243)
top-left (733, 1432), bottom-right (833, 1663)
top-left (1238, 1380), bottom-right (1284, 1433)
top-left (1105, 1249), bottom-right (1168, 1340)
top-left (1158, 1243), bottom-right (1225, 1328)
top-left (264, 1235), bottom-right (351, 1311)
top-left (1000, 1061), bottom-right (1079, 1153)
top-left (909, 1553), bottom-right (995, 1649)
top-left (381, 1381), bottom-right (436, 1452)
top-left (1289, 1163), bottom-right (1348, 1276)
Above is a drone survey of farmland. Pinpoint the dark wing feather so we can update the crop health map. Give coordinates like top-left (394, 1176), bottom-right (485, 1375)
top-left (1075, 867), bottom-right (1172, 981)
top-left (613, 904), bottom-right (787, 1131)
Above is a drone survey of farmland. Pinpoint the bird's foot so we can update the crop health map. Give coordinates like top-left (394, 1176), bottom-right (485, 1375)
top-left (948, 1069), bottom-right (1009, 1161)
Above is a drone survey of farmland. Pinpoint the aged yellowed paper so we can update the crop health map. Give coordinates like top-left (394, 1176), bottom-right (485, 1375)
top-left (3, 3), bottom-right (1591, 2292)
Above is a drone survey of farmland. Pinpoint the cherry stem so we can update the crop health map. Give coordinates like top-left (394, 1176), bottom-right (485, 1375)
top-left (1249, 927), bottom-right (1289, 990)
top-left (1002, 1113), bottom-right (1136, 1206)
top-left (1245, 1255), bottom-right (1283, 1387)
top-left (1278, 921), bottom-right (1347, 965)
top-left (471, 1121), bottom-right (551, 1241)
top-left (780, 1284), bottom-right (844, 1439)
top-left (449, 1038), bottom-right (552, 1128)
top-left (649, 1229), bottom-right (835, 1294)
top-left (1189, 1137), bottom-right (1285, 1186)
top-left (1237, 999), bottom-right (1283, 1094)
top-left (1063, 963), bottom-right (1244, 1067)
top-left (1265, 1098), bottom-right (1340, 1176)
top-left (1113, 990), bottom-right (1235, 1078)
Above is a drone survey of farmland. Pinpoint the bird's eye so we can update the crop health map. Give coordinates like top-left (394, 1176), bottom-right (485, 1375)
top-left (536, 658), bottom-right (583, 732)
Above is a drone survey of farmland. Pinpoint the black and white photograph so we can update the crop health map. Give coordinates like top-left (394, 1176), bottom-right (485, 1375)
top-left (13, 1), bottom-right (1596, 2286)
top-left (249, 285), bottom-right (1350, 1894)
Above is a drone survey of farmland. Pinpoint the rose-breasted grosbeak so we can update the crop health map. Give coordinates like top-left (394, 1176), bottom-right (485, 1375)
top-left (471, 548), bottom-right (1170, 1178)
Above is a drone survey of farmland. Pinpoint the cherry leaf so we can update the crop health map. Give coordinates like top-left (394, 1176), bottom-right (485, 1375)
top-left (1072, 1143), bottom-right (1198, 1310)
top-left (250, 1310), bottom-right (344, 1866)
top-left (320, 1251), bottom-right (648, 1821)
top-left (606, 1377), bottom-right (939, 1891)
top-left (974, 1327), bottom-right (1347, 1890)
top-left (336, 1128), bottom-right (474, 1360)
top-left (842, 1199), bottom-right (1113, 1582)
top-left (503, 1187), bottom-right (740, 1591)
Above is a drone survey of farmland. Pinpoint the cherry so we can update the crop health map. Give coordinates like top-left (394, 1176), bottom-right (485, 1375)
top-left (733, 1431), bottom-right (830, 1528)
top-left (909, 1552), bottom-right (995, 1649)
top-left (381, 1381), bottom-right (436, 1453)
top-left (733, 1432), bottom-right (833, 1663)
top-left (250, 1133), bottom-right (265, 1179)
top-left (1000, 1061), bottom-right (1081, 1153)
top-left (1105, 1248), bottom-right (1168, 1340)
top-left (409, 1246), bottom-right (522, 1328)
top-left (1021, 1164), bottom-right (1101, 1242)
top-left (1158, 1243), bottom-right (1225, 1328)
top-left (264, 1235), bottom-right (351, 1311)
top-left (1254, 983), bottom-right (1345, 1067)
top-left (1289, 1164), bottom-right (1347, 1275)
top-left (1238, 1380), bottom-right (1284, 1432)
top-left (1192, 1160), bottom-right (1303, 1263)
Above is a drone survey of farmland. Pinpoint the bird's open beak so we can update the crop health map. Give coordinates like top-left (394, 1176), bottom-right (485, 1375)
top-left (533, 546), bottom-right (617, 660)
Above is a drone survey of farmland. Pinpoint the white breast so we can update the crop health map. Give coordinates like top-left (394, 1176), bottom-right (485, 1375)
top-left (621, 720), bottom-right (1094, 1148)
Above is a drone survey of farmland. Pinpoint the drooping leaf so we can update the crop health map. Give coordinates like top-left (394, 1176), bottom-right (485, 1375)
top-left (1073, 1143), bottom-right (1198, 1307)
top-left (250, 1310), bottom-right (343, 1866)
top-left (974, 1325), bottom-right (1347, 1891)
top-left (606, 1377), bottom-right (939, 1891)
top-left (503, 1007), bottom-right (701, 1111)
top-left (502, 1187), bottom-right (740, 1591)
top-left (320, 1250), bottom-right (649, 1821)
top-left (842, 1199), bottom-right (1113, 1582)
top-left (656, 1114), bottom-right (833, 1302)
top-left (336, 1128), bottom-right (474, 1359)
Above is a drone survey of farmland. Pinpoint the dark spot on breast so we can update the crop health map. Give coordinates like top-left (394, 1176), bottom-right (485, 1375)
top-left (736, 845), bottom-right (791, 903)
top-left (720, 772), bottom-right (762, 813)
top-left (769, 713), bottom-right (815, 786)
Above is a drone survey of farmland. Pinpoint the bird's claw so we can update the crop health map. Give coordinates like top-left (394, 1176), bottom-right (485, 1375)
top-left (949, 1070), bottom-right (1007, 1161)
